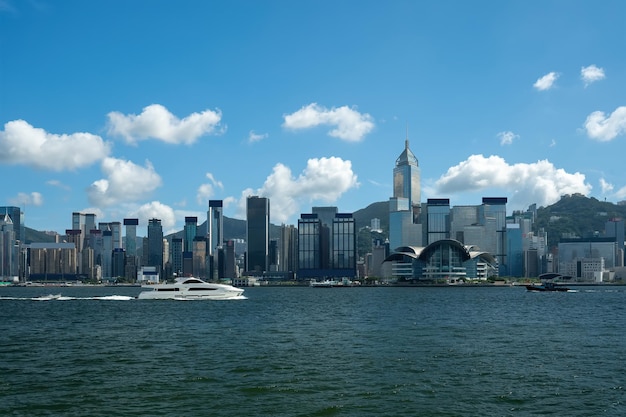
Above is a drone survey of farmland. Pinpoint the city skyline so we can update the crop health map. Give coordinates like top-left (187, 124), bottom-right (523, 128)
top-left (2, 1), bottom-right (625, 235)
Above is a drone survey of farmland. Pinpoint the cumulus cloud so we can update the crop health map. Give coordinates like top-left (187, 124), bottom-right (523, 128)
top-left (600, 178), bottom-right (614, 194)
top-left (583, 106), bottom-right (626, 141)
top-left (232, 157), bottom-right (359, 223)
top-left (434, 154), bottom-right (591, 208)
top-left (581, 65), bottom-right (605, 86)
top-left (8, 192), bottom-right (43, 207)
top-left (0, 120), bottom-right (110, 171)
top-left (283, 103), bottom-right (374, 142)
top-left (107, 104), bottom-right (223, 145)
top-left (248, 130), bottom-right (268, 143)
top-left (196, 172), bottom-right (224, 205)
top-left (87, 157), bottom-right (162, 207)
top-left (130, 201), bottom-right (177, 231)
top-left (497, 131), bottom-right (519, 146)
top-left (533, 72), bottom-right (559, 91)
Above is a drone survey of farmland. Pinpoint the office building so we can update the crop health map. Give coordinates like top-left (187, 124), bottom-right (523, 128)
top-left (123, 218), bottom-right (138, 257)
top-left (147, 218), bottom-right (164, 274)
top-left (246, 196), bottom-right (270, 274)
top-left (0, 206), bottom-right (24, 243)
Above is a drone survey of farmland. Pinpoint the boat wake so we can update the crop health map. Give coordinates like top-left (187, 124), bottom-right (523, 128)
top-left (0, 294), bottom-right (136, 301)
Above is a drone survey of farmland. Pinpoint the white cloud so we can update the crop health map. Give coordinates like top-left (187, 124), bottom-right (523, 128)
top-left (600, 178), bottom-right (614, 194)
top-left (434, 154), bottom-right (591, 208)
top-left (196, 172), bottom-right (224, 205)
top-left (497, 131), bottom-right (519, 146)
top-left (583, 106), bottom-right (626, 141)
top-left (248, 130), bottom-right (268, 143)
top-left (581, 64), bottom-right (605, 86)
top-left (283, 103), bottom-right (374, 142)
top-left (107, 104), bottom-right (223, 145)
top-left (533, 72), bottom-right (559, 91)
top-left (130, 201), bottom-right (177, 231)
top-left (87, 157), bottom-right (162, 207)
top-left (46, 179), bottom-right (71, 191)
top-left (232, 157), bottom-right (359, 223)
top-left (0, 120), bottom-right (110, 171)
top-left (8, 192), bottom-right (43, 207)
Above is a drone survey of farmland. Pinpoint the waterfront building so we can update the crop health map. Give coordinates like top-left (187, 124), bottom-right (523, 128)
top-left (0, 213), bottom-right (17, 278)
top-left (111, 248), bottom-right (125, 279)
top-left (208, 200), bottom-right (224, 279)
top-left (184, 216), bottom-right (198, 253)
top-left (558, 237), bottom-right (617, 282)
top-left (0, 206), bottom-right (24, 244)
top-left (192, 236), bottom-right (207, 278)
top-left (26, 243), bottom-right (77, 281)
top-left (170, 237), bottom-right (183, 277)
top-left (297, 209), bottom-right (356, 280)
top-left (389, 139), bottom-right (421, 249)
top-left (481, 197), bottom-right (508, 274)
top-left (425, 198), bottom-right (450, 244)
top-left (506, 223), bottom-right (524, 277)
top-left (279, 224), bottom-right (298, 275)
top-left (246, 196), bottom-right (270, 274)
top-left (147, 218), bottom-right (164, 275)
top-left (123, 218), bottom-right (138, 257)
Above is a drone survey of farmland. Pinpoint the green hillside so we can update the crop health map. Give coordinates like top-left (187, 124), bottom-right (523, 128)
top-left (535, 193), bottom-right (626, 248)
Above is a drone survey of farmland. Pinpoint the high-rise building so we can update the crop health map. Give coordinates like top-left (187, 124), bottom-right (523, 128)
top-left (208, 200), bottom-right (224, 280)
top-left (0, 213), bottom-right (17, 278)
top-left (481, 197), bottom-right (508, 274)
top-left (425, 198), bottom-right (450, 244)
top-left (246, 196), bottom-right (270, 274)
top-left (170, 237), bottom-right (183, 277)
top-left (147, 218), bottom-right (164, 274)
top-left (184, 217), bottom-right (198, 253)
top-left (332, 213), bottom-right (356, 275)
top-left (208, 200), bottom-right (223, 256)
top-left (123, 218), bottom-right (138, 257)
top-left (297, 209), bottom-right (356, 280)
top-left (393, 139), bottom-right (421, 216)
top-left (279, 225), bottom-right (298, 274)
top-left (0, 207), bottom-right (24, 244)
top-left (298, 214), bottom-right (320, 275)
top-left (389, 139), bottom-right (422, 249)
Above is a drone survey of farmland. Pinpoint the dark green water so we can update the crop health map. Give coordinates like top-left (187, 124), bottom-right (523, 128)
top-left (0, 285), bottom-right (624, 416)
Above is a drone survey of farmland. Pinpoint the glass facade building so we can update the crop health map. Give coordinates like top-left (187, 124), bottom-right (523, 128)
top-left (426, 199), bottom-right (450, 244)
top-left (298, 214), bottom-right (320, 273)
top-left (147, 218), bottom-right (164, 274)
top-left (184, 217), bottom-right (198, 253)
top-left (246, 196), bottom-right (269, 274)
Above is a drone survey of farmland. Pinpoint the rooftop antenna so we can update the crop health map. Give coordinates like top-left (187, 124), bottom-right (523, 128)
top-left (405, 122), bottom-right (409, 149)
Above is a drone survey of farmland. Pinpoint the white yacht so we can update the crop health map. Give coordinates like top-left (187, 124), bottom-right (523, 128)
top-left (137, 277), bottom-right (245, 300)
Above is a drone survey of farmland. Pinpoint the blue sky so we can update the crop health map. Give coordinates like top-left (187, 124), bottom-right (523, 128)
top-left (1, 0), bottom-right (625, 236)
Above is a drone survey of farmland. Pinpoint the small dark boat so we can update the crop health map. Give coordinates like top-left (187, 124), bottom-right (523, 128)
top-left (525, 281), bottom-right (570, 292)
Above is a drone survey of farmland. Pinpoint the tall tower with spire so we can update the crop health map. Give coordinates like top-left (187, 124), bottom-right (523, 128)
top-left (389, 136), bottom-right (422, 250)
top-left (393, 138), bottom-right (421, 220)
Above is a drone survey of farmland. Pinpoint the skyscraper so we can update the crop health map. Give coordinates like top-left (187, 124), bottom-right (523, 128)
top-left (123, 218), bottom-right (138, 257)
top-left (147, 218), bottom-right (164, 274)
top-left (0, 206), bottom-right (24, 243)
top-left (208, 200), bottom-right (224, 280)
top-left (246, 196), bottom-right (269, 274)
top-left (389, 138), bottom-right (422, 249)
top-left (184, 217), bottom-right (198, 253)
top-left (208, 200), bottom-right (223, 256)
top-left (393, 139), bottom-right (421, 215)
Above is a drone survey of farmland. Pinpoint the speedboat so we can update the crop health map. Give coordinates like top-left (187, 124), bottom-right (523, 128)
top-left (137, 277), bottom-right (244, 300)
top-left (525, 281), bottom-right (570, 292)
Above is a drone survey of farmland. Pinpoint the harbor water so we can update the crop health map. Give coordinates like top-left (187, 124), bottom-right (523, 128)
top-left (0, 285), bottom-right (624, 416)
